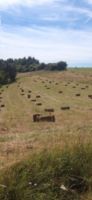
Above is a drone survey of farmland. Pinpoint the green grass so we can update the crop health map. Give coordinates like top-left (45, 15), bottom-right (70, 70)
top-left (0, 143), bottom-right (92, 200)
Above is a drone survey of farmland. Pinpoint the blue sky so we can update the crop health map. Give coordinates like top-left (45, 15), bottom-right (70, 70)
top-left (0, 0), bottom-right (92, 67)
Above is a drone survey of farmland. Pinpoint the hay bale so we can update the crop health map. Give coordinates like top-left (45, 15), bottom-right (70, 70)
top-left (61, 106), bottom-right (70, 110)
top-left (40, 115), bottom-right (55, 122)
top-left (21, 89), bottom-right (24, 92)
top-left (27, 94), bottom-right (31, 98)
top-left (46, 87), bottom-right (50, 89)
top-left (59, 91), bottom-right (63, 94)
top-left (86, 85), bottom-right (88, 88)
top-left (28, 90), bottom-right (32, 93)
top-left (76, 94), bottom-right (80, 97)
top-left (33, 114), bottom-right (40, 122)
top-left (33, 114), bottom-right (55, 122)
top-left (1, 104), bottom-right (5, 108)
top-left (36, 103), bottom-right (42, 106)
top-left (88, 95), bottom-right (92, 99)
top-left (31, 99), bottom-right (36, 102)
top-left (44, 108), bottom-right (54, 112)
top-left (36, 95), bottom-right (41, 98)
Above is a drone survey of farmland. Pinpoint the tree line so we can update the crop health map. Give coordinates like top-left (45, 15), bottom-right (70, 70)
top-left (0, 57), bottom-right (67, 85)
top-left (0, 59), bottom-right (16, 84)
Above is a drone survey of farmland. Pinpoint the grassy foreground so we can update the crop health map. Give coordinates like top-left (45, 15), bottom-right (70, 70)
top-left (0, 142), bottom-right (92, 200)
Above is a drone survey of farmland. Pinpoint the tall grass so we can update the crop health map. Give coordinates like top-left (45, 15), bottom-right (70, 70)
top-left (0, 142), bottom-right (92, 200)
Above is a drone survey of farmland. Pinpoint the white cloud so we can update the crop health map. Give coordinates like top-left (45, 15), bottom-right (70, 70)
top-left (0, 0), bottom-right (55, 9)
top-left (1, 0), bottom-right (92, 23)
top-left (85, 0), bottom-right (92, 4)
top-left (40, 3), bottom-right (92, 23)
top-left (0, 25), bottom-right (92, 66)
top-left (61, 4), bottom-right (92, 19)
top-left (0, 0), bottom-right (92, 67)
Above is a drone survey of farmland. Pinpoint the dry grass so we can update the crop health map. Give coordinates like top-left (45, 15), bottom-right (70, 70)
top-left (0, 68), bottom-right (92, 169)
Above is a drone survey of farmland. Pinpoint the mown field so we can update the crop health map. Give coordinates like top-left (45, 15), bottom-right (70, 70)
top-left (0, 68), bottom-right (92, 200)
top-left (0, 68), bottom-right (92, 169)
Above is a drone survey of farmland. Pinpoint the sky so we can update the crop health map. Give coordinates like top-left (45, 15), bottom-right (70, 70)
top-left (0, 0), bottom-right (92, 67)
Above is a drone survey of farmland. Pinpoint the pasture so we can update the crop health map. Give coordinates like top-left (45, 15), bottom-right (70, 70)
top-left (0, 68), bottom-right (92, 169)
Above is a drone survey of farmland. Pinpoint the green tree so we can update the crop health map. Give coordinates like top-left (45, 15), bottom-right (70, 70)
top-left (6, 63), bottom-right (17, 82)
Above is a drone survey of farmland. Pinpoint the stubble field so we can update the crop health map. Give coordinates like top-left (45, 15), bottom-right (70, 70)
top-left (0, 68), bottom-right (92, 169)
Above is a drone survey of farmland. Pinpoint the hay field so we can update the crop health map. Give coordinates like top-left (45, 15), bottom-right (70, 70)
top-left (0, 68), bottom-right (92, 168)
